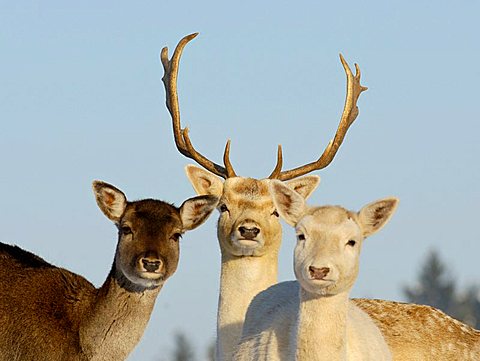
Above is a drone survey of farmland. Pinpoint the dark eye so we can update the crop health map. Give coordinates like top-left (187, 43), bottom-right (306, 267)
top-left (220, 204), bottom-right (229, 213)
top-left (297, 234), bottom-right (306, 241)
top-left (272, 210), bottom-right (279, 217)
top-left (121, 226), bottom-right (132, 235)
top-left (347, 240), bottom-right (356, 247)
top-left (171, 233), bottom-right (182, 242)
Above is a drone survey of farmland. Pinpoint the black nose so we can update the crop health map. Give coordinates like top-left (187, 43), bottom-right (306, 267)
top-left (239, 226), bottom-right (260, 239)
top-left (309, 266), bottom-right (330, 280)
top-left (141, 258), bottom-right (162, 272)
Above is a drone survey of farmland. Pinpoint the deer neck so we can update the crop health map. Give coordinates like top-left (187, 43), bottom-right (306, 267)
top-left (216, 252), bottom-right (279, 361)
top-left (79, 267), bottom-right (162, 361)
top-left (295, 288), bottom-right (349, 361)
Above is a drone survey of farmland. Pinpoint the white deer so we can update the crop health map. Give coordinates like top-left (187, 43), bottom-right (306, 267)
top-left (234, 180), bottom-right (397, 360)
top-left (0, 181), bottom-right (218, 361)
top-left (161, 33), bottom-right (480, 361)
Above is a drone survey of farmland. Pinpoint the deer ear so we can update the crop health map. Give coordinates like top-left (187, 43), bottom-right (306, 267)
top-left (358, 197), bottom-right (399, 238)
top-left (180, 195), bottom-right (219, 231)
top-left (185, 165), bottom-right (224, 197)
top-left (286, 175), bottom-right (320, 200)
top-left (92, 181), bottom-right (127, 222)
top-left (269, 180), bottom-right (306, 226)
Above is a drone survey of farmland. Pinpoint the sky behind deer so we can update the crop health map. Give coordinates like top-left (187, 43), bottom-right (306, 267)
top-left (1, 1), bottom-right (479, 360)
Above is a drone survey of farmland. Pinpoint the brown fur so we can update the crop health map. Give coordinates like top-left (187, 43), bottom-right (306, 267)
top-left (0, 182), bottom-right (218, 361)
top-left (118, 199), bottom-right (182, 282)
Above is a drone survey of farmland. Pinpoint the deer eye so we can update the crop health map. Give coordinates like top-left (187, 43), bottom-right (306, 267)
top-left (297, 234), bottom-right (306, 241)
top-left (272, 210), bottom-right (279, 217)
top-left (121, 226), bottom-right (132, 235)
top-left (171, 233), bottom-right (182, 242)
top-left (347, 240), bottom-right (356, 247)
top-left (219, 204), bottom-right (229, 213)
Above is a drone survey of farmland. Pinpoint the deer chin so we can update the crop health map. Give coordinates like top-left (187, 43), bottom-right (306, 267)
top-left (299, 278), bottom-right (337, 296)
top-left (139, 271), bottom-right (166, 281)
top-left (296, 267), bottom-right (338, 295)
top-left (230, 236), bottom-right (265, 256)
top-left (235, 239), bottom-right (261, 247)
top-left (118, 264), bottom-right (167, 290)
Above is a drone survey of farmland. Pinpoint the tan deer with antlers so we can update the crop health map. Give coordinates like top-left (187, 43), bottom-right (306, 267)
top-left (161, 33), bottom-right (480, 361)
top-left (0, 181), bottom-right (218, 361)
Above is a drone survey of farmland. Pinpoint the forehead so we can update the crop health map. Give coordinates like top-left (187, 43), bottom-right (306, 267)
top-left (222, 178), bottom-right (273, 206)
top-left (297, 206), bottom-right (360, 236)
top-left (123, 199), bottom-right (182, 226)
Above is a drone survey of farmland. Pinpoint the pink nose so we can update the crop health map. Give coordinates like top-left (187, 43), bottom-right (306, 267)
top-left (309, 266), bottom-right (330, 280)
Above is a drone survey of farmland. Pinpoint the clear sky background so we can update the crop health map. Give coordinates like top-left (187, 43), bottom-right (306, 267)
top-left (1, 1), bottom-right (479, 360)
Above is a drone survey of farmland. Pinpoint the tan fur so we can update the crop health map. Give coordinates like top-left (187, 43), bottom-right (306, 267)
top-left (185, 165), bottom-right (320, 361)
top-left (354, 298), bottom-right (480, 360)
top-left (0, 181), bottom-right (218, 361)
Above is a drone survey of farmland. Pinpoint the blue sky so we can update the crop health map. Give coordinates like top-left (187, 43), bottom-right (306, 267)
top-left (1, 1), bottom-right (479, 360)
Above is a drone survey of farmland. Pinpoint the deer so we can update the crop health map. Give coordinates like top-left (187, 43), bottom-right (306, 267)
top-left (233, 180), bottom-right (398, 360)
top-left (0, 180), bottom-right (218, 361)
top-left (161, 33), bottom-right (480, 361)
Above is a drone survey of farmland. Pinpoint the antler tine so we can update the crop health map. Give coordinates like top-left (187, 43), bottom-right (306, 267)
top-left (161, 33), bottom-right (230, 179)
top-left (268, 145), bottom-right (283, 179)
top-left (272, 54), bottom-right (368, 181)
top-left (223, 140), bottom-right (237, 178)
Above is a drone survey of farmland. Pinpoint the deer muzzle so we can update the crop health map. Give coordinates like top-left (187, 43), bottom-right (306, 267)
top-left (309, 266), bottom-right (330, 280)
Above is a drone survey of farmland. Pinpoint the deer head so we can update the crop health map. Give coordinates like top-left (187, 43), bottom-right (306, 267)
top-left (269, 179), bottom-right (399, 296)
top-left (160, 33), bottom-right (367, 259)
top-left (184, 166), bottom-right (319, 258)
top-left (93, 180), bottom-right (218, 290)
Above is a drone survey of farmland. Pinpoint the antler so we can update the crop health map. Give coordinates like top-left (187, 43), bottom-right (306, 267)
top-left (268, 54), bottom-right (368, 181)
top-left (161, 33), bottom-right (237, 179)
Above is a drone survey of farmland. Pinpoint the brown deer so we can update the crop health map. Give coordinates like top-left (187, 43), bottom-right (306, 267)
top-left (161, 34), bottom-right (480, 360)
top-left (0, 180), bottom-right (218, 361)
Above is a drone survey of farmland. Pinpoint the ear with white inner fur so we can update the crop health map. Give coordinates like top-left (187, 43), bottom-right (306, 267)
top-left (358, 197), bottom-right (399, 238)
top-left (185, 165), bottom-right (224, 197)
top-left (92, 180), bottom-right (127, 223)
top-left (180, 195), bottom-right (219, 231)
top-left (285, 175), bottom-right (320, 200)
top-left (269, 180), bottom-right (307, 226)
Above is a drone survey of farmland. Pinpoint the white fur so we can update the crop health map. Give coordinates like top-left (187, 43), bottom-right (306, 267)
top-left (234, 180), bottom-right (397, 360)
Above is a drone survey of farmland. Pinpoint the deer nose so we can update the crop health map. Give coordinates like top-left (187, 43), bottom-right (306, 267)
top-left (140, 257), bottom-right (163, 273)
top-left (309, 266), bottom-right (330, 280)
top-left (239, 226), bottom-right (260, 239)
